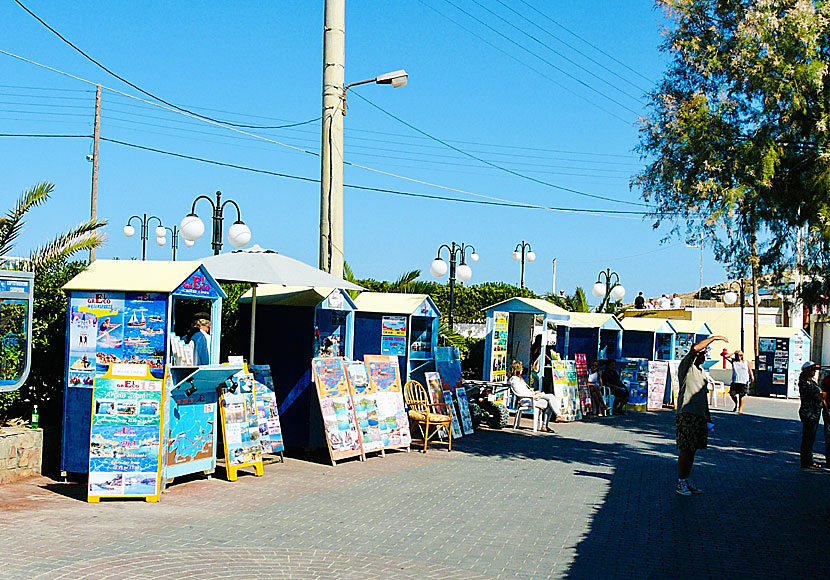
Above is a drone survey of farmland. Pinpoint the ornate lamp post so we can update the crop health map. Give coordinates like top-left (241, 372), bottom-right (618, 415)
top-left (511, 240), bottom-right (536, 289)
top-left (179, 191), bottom-right (251, 255)
top-left (723, 280), bottom-right (746, 352)
top-left (591, 268), bottom-right (626, 312)
top-left (123, 214), bottom-right (164, 261)
top-left (429, 242), bottom-right (479, 331)
top-left (155, 225), bottom-right (189, 261)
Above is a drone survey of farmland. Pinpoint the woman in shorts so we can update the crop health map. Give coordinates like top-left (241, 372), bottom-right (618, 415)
top-left (727, 350), bottom-right (753, 413)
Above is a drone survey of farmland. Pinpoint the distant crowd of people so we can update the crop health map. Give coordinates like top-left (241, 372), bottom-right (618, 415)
top-left (633, 292), bottom-right (682, 310)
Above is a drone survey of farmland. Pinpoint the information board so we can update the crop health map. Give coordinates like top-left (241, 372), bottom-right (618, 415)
top-left (345, 361), bottom-right (384, 453)
top-left (490, 312), bottom-right (509, 382)
top-left (381, 315), bottom-right (407, 356)
top-left (364, 354), bottom-right (412, 450)
top-left (311, 357), bottom-right (364, 463)
top-left (218, 370), bottom-right (264, 480)
top-left (87, 365), bottom-right (163, 502)
top-left (250, 365), bottom-right (284, 454)
top-left (647, 361), bottom-right (669, 410)
top-left (166, 387), bottom-right (217, 469)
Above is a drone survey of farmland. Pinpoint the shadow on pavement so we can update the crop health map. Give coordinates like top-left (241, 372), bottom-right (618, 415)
top-left (454, 402), bottom-right (829, 580)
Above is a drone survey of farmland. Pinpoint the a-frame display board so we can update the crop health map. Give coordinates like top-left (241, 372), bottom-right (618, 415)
top-left (345, 361), bottom-right (385, 457)
top-left (311, 357), bottom-right (365, 465)
top-left (363, 354), bottom-right (411, 453)
top-left (250, 364), bottom-right (285, 461)
top-left (218, 367), bottom-right (265, 481)
top-left (87, 364), bottom-right (164, 503)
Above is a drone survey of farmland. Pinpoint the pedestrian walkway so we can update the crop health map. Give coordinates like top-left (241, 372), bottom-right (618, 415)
top-left (1, 397), bottom-right (827, 579)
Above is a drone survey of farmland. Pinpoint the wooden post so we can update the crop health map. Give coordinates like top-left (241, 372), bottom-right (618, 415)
top-left (90, 83), bottom-right (101, 262)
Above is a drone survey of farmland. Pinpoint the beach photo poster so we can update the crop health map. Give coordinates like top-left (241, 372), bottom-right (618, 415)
top-left (455, 387), bottom-right (475, 434)
top-left (381, 315), bottom-right (407, 356)
top-left (312, 357), bottom-right (364, 460)
top-left (364, 355), bottom-right (411, 447)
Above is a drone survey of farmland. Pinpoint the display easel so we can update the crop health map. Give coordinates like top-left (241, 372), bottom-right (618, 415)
top-left (218, 366), bottom-right (265, 481)
top-left (364, 354), bottom-right (411, 454)
top-left (311, 357), bottom-right (365, 465)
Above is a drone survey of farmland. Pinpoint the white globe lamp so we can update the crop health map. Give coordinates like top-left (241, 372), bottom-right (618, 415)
top-left (456, 263), bottom-right (473, 283)
top-left (180, 214), bottom-right (205, 242)
top-left (183, 239), bottom-right (195, 248)
top-left (591, 282), bottom-right (606, 298)
top-left (512, 250), bottom-right (521, 261)
top-left (526, 251), bottom-right (536, 262)
top-left (429, 258), bottom-right (448, 278)
top-left (156, 236), bottom-right (166, 246)
top-left (123, 224), bottom-right (135, 238)
top-left (610, 284), bottom-right (626, 301)
top-left (469, 252), bottom-right (480, 263)
top-left (227, 221), bottom-right (252, 248)
top-left (154, 226), bottom-right (166, 238)
top-left (724, 291), bottom-right (738, 305)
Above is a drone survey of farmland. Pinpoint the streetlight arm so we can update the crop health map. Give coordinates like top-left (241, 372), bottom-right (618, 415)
top-left (435, 243), bottom-right (452, 259)
top-left (189, 194), bottom-right (216, 215)
top-left (221, 198), bottom-right (244, 222)
top-left (460, 244), bottom-right (477, 264)
top-left (344, 77), bottom-right (377, 92)
top-left (147, 215), bottom-right (163, 229)
top-left (125, 215), bottom-right (143, 226)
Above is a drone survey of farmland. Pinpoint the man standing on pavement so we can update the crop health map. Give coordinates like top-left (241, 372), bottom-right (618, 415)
top-left (675, 334), bottom-right (728, 496)
top-left (821, 370), bottom-right (830, 466)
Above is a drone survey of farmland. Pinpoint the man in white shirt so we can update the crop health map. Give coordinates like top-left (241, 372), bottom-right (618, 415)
top-left (670, 293), bottom-right (682, 309)
top-left (508, 360), bottom-right (558, 432)
top-left (658, 294), bottom-right (671, 309)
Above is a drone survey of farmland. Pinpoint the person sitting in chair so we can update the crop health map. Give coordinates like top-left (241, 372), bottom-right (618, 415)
top-left (588, 360), bottom-right (609, 416)
top-left (508, 360), bottom-right (558, 432)
top-left (601, 360), bottom-right (629, 415)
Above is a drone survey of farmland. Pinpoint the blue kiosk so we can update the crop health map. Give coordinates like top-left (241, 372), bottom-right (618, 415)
top-left (620, 318), bottom-right (677, 361)
top-left (483, 297), bottom-right (571, 383)
top-left (556, 312), bottom-right (624, 363)
top-left (352, 292), bottom-right (440, 385)
top-left (668, 320), bottom-right (713, 359)
top-left (237, 285), bottom-right (356, 449)
top-left (60, 260), bottom-right (241, 479)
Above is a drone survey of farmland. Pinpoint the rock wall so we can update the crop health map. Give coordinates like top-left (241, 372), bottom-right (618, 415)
top-left (0, 427), bottom-right (43, 484)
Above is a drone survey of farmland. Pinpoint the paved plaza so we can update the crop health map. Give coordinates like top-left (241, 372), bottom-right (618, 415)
top-left (2, 396), bottom-right (828, 580)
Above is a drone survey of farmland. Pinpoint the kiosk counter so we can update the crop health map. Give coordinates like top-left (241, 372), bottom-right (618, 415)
top-left (352, 292), bottom-right (440, 386)
top-left (60, 260), bottom-right (242, 479)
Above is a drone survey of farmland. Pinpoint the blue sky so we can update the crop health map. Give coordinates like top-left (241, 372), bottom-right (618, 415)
top-left (0, 1), bottom-right (728, 303)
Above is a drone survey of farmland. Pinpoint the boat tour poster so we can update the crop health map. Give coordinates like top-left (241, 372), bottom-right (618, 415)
top-left (88, 371), bottom-right (163, 500)
top-left (364, 355), bottom-right (411, 448)
top-left (68, 291), bottom-right (167, 387)
top-left (219, 371), bottom-right (263, 467)
top-left (166, 387), bottom-right (217, 468)
top-left (250, 365), bottom-right (284, 454)
top-left (380, 315), bottom-right (407, 356)
top-left (311, 357), bottom-right (363, 460)
top-left (345, 361), bottom-right (384, 452)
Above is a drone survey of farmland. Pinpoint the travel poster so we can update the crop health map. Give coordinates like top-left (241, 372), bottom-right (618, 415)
top-left (219, 371), bottom-right (263, 467)
top-left (574, 354), bottom-right (592, 416)
top-left (454, 387), bottom-right (475, 434)
top-left (345, 361), bottom-right (384, 452)
top-left (551, 361), bottom-right (575, 421)
top-left (250, 365), bottom-right (284, 454)
top-left (364, 354), bottom-right (412, 448)
top-left (311, 357), bottom-right (363, 458)
top-left (88, 371), bottom-right (163, 499)
top-left (442, 390), bottom-right (463, 438)
top-left (490, 311), bottom-right (509, 382)
top-left (166, 388), bottom-right (217, 468)
top-left (647, 361), bottom-right (669, 411)
top-left (424, 371), bottom-right (444, 406)
top-left (381, 315), bottom-right (407, 356)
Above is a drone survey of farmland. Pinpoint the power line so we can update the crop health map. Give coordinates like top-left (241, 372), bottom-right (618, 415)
top-left (439, 0), bottom-right (640, 116)
top-left (516, 0), bottom-right (654, 85)
top-left (466, 0), bottom-right (644, 102)
top-left (12, 0), bottom-right (319, 130)
top-left (350, 91), bottom-right (647, 207)
top-left (492, 0), bottom-right (650, 93)
top-left (0, 133), bottom-right (90, 138)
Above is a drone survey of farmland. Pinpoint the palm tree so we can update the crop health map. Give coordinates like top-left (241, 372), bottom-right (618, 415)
top-left (1, 182), bottom-right (106, 271)
top-left (545, 286), bottom-right (590, 313)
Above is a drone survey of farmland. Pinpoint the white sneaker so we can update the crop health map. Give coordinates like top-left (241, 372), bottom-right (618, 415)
top-left (676, 480), bottom-right (692, 496)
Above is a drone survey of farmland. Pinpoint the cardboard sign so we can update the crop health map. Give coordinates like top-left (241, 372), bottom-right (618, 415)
top-left (88, 367), bottom-right (163, 502)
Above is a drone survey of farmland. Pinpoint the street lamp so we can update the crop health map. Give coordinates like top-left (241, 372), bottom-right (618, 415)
top-left (123, 214), bottom-right (164, 261)
top-left (155, 225), bottom-right (183, 261)
top-left (430, 242), bottom-right (479, 331)
top-left (591, 268), bottom-right (625, 312)
top-left (180, 191), bottom-right (251, 255)
top-left (319, 65), bottom-right (408, 277)
top-left (723, 280), bottom-right (746, 352)
top-left (511, 240), bottom-right (536, 289)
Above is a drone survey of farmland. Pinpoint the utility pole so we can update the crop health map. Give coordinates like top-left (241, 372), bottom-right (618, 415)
top-left (551, 258), bottom-right (557, 296)
top-left (319, 0), bottom-right (345, 277)
top-left (90, 83), bottom-right (101, 262)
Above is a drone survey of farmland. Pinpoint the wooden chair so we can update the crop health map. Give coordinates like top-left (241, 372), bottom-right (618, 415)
top-left (403, 380), bottom-right (453, 452)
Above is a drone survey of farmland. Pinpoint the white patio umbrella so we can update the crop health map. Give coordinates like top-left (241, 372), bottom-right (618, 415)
top-left (199, 245), bottom-right (363, 363)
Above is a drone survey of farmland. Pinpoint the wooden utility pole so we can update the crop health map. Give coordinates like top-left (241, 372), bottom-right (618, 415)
top-left (90, 83), bottom-right (101, 262)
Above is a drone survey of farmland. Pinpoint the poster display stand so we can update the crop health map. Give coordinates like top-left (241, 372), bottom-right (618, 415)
top-left (619, 359), bottom-right (649, 411)
top-left (574, 354), bottom-right (592, 417)
top-left (667, 360), bottom-right (680, 407)
top-left (345, 361), bottom-right (385, 456)
top-left (87, 364), bottom-right (164, 503)
top-left (489, 312), bottom-right (509, 382)
top-left (218, 368), bottom-right (265, 481)
top-left (311, 357), bottom-right (365, 465)
top-left (647, 361), bottom-right (669, 410)
top-left (454, 388), bottom-right (475, 435)
top-left (551, 361), bottom-right (579, 421)
top-left (364, 354), bottom-right (412, 453)
top-left (442, 390), bottom-right (463, 438)
top-left (250, 365), bottom-right (285, 461)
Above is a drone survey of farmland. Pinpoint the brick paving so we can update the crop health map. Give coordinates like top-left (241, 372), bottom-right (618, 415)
top-left (1, 396), bottom-right (828, 579)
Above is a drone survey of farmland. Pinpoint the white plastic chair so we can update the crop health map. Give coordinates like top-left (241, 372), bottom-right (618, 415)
top-left (508, 392), bottom-right (541, 431)
top-left (601, 386), bottom-right (614, 416)
top-left (709, 380), bottom-right (727, 407)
